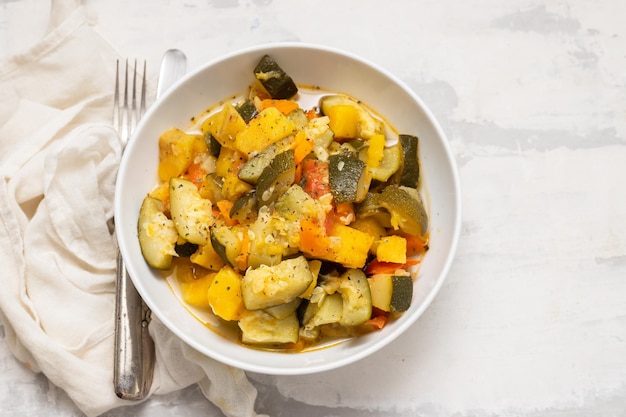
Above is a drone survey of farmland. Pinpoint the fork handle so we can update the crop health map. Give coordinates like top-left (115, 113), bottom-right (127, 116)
top-left (113, 251), bottom-right (154, 400)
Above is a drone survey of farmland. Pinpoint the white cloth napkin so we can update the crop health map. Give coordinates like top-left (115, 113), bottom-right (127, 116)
top-left (0, 4), bottom-right (266, 417)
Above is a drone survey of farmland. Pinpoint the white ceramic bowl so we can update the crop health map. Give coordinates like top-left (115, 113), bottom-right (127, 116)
top-left (115, 43), bottom-right (461, 375)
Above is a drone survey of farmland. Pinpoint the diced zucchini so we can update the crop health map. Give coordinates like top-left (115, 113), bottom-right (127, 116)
top-left (264, 297), bottom-right (302, 320)
top-left (246, 206), bottom-right (291, 268)
top-left (236, 98), bottom-right (259, 123)
top-left (256, 149), bottom-right (296, 207)
top-left (398, 134), bottom-right (420, 188)
top-left (174, 241), bottom-right (198, 257)
top-left (169, 177), bottom-right (215, 245)
top-left (302, 293), bottom-right (343, 329)
top-left (238, 309), bottom-right (299, 345)
top-left (198, 173), bottom-right (224, 202)
top-left (287, 108), bottom-right (309, 130)
top-left (229, 191), bottom-right (257, 223)
top-left (210, 224), bottom-right (244, 268)
top-left (368, 274), bottom-right (413, 313)
top-left (299, 259), bottom-right (322, 299)
top-left (253, 55), bottom-right (298, 99)
top-left (204, 132), bottom-right (221, 158)
top-left (137, 196), bottom-right (178, 269)
top-left (378, 185), bottom-right (428, 236)
top-left (369, 142), bottom-right (402, 182)
top-left (274, 184), bottom-right (319, 221)
top-left (238, 135), bottom-right (295, 184)
top-left (355, 192), bottom-right (392, 228)
top-left (328, 153), bottom-right (369, 204)
top-left (336, 269), bottom-right (372, 326)
top-left (241, 256), bottom-right (314, 310)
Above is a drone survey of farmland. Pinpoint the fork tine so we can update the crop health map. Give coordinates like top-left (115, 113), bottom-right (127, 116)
top-left (130, 59), bottom-right (138, 136)
top-left (113, 60), bottom-right (120, 133)
top-left (121, 59), bottom-right (130, 146)
top-left (139, 60), bottom-right (147, 120)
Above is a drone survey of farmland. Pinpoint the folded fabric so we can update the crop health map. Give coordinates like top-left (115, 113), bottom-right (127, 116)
top-left (0, 5), bottom-right (265, 417)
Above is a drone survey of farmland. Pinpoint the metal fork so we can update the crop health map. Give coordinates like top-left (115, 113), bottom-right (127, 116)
top-left (112, 59), bottom-right (155, 400)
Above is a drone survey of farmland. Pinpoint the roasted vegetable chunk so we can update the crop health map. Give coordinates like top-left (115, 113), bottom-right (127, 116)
top-left (254, 54), bottom-right (298, 99)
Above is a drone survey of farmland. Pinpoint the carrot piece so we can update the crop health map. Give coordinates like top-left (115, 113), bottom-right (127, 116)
top-left (259, 99), bottom-right (299, 115)
top-left (216, 199), bottom-right (237, 226)
top-left (294, 137), bottom-right (314, 164)
top-left (398, 232), bottom-right (429, 256)
top-left (365, 315), bottom-right (388, 330)
top-left (301, 159), bottom-right (330, 199)
top-left (185, 161), bottom-right (206, 187)
top-left (298, 217), bottom-right (330, 257)
top-left (365, 259), bottom-right (420, 275)
top-left (305, 108), bottom-right (318, 120)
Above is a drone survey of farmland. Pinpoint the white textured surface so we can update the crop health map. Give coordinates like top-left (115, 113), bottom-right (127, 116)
top-left (1, 0), bottom-right (625, 416)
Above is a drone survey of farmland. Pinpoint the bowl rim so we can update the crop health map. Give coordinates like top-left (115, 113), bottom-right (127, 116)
top-left (116, 41), bottom-right (462, 375)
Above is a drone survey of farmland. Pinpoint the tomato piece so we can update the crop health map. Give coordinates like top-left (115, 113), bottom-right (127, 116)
top-left (301, 159), bottom-right (330, 199)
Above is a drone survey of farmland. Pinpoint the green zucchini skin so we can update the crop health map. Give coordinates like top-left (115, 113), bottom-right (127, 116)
top-left (399, 134), bottom-right (420, 188)
top-left (328, 153), bottom-right (367, 204)
top-left (378, 185), bottom-right (428, 236)
top-left (209, 225), bottom-right (240, 268)
top-left (174, 241), bottom-right (198, 257)
top-left (390, 275), bottom-right (413, 313)
top-left (256, 149), bottom-right (296, 207)
top-left (254, 55), bottom-right (298, 99)
top-left (236, 99), bottom-right (259, 123)
top-left (205, 132), bottom-right (221, 157)
top-left (137, 196), bottom-right (178, 270)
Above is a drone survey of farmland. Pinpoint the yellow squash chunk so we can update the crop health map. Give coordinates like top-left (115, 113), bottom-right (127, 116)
top-left (201, 102), bottom-right (247, 148)
top-left (234, 107), bottom-right (296, 156)
top-left (158, 128), bottom-right (198, 182)
top-left (366, 134), bottom-right (386, 168)
top-left (221, 174), bottom-right (252, 202)
top-left (326, 104), bottom-right (359, 139)
top-left (215, 147), bottom-right (247, 178)
top-left (207, 265), bottom-right (245, 321)
top-left (179, 272), bottom-right (215, 309)
top-left (190, 244), bottom-right (226, 271)
top-left (320, 94), bottom-right (384, 140)
top-left (321, 223), bottom-right (375, 269)
top-left (376, 235), bottom-right (407, 264)
top-left (350, 217), bottom-right (386, 255)
top-left (148, 182), bottom-right (169, 204)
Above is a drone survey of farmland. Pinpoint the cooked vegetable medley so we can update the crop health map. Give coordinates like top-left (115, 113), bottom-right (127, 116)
top-left (137, 55), bottom-right (429, 350)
